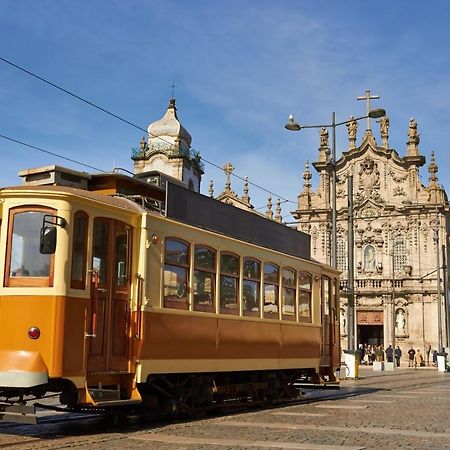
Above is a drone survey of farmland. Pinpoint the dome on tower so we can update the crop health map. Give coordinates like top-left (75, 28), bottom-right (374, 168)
top-left (147, 98), bottom-right (192, 150)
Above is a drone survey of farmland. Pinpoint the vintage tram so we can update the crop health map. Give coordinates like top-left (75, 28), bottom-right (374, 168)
top-left (0, 165), bottom-right (340, 423)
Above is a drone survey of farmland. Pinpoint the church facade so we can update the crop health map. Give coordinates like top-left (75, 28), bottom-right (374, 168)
top-left (293, 109), bottom-right (450, 358)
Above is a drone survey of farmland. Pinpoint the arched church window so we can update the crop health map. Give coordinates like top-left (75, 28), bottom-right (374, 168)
top-left (393, 236), bottom-right (407, 271)
top-left (336, 239), bottom-right (347, 271)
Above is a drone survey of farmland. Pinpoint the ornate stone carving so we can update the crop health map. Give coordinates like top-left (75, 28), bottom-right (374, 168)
top-left (356, 157), bottom-right (381, 202)
top-left (393, 186), bottom-right (406, 196)
top-left (357, 297), bottom-right (383, 308)
top-left (387, 169), bottom-right (408, 183)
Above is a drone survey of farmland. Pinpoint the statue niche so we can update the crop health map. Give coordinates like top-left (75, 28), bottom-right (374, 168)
top-left (363, 244), bottom-right (377, 273)
top-left (395, 308), bottom-right (407, 335)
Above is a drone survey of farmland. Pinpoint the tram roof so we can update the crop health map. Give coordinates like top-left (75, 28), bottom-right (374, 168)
top-left (166, 182), bottom-right (311, 261)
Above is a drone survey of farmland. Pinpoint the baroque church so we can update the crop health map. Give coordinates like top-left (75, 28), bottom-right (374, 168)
top-left (133, 95), bottom-right (449, 359)
top-left (293, 102), bottom-right (449, 358)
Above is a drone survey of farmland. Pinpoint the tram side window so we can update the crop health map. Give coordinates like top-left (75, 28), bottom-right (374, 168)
top-left (322, 276), bottom-right (330, 318)
top-left (264, 263), bottom-right (279, 319)
top-left (164, 238), bottom-right (190, 310)
top-left (5, 207), bottom-right (55, 287)
top-left (298, 271), bottom-right (312, 322)
top-left (243, 257), bottom-right (260, 317)
top-left (71, 211), bottom-right (88, 289)
top-left (220, 252), bottom-right (239, 315)
top-left (281, 267), bottom-right (296, 321)
top-left (193, 245), bottom-right (216, 313)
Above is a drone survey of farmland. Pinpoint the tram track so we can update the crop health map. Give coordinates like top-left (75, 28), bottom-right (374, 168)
top-left (0, 384), bottom-right (382, 448)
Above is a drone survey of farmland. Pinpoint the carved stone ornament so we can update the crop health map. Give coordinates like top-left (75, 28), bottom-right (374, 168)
top-left (357, 157), bottom-right (380, 201)
top-left (357, 296), bottom-right (383, 308)
top-left (393, 186), bottom-right (406, 197)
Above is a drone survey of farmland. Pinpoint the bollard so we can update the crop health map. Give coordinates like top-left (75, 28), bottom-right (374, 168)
top-left (437, 353), bottom-right (447, 373)
top-left (343, 350), bottom-right (359, 379)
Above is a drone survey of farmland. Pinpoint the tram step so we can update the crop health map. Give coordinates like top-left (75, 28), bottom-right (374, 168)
top-left (88, 388), bottom-right (121, 401)
top-left (93, 399), bottom-right (142, 407)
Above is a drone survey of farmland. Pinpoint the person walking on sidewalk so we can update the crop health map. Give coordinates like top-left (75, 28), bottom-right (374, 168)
top-left (408, 347), bottom-right (415, 367)
top-left (414, 349), bottom-right (423, 368)
top-left (395, 346), bottom-right (402, 367)
top-left (385, 344), bottom-right (394, 363)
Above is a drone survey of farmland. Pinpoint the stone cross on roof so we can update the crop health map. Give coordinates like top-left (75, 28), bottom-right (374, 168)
top-left (357, 90), bottom-right (380, 131)
top-left (224, 162), bottom-right (234, 192)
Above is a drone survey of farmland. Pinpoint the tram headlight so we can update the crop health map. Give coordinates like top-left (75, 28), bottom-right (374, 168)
top-left (28, 327), bottom-right (41, 340)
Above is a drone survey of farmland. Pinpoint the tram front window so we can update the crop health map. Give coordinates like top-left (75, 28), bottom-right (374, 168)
top-left (6, 207), bottom-right (55, 287)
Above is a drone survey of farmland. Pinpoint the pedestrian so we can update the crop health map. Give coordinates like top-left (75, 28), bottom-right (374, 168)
top-left (432, 350), bottom-right (438, 367)
top-left (408, 347), bottom-right (415, 367)
top-left (385, 344), bottom-right (394, 363)
top-left (357, 344), bottom-right (364, 364)
top-left (394, 345), bottom-right (402, 367)
top-left (375, 346), bottom-right (384, 362)
top-left (414, 349), bottom-right (423, 368)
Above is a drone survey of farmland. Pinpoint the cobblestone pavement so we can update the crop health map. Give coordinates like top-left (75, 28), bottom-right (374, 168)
top-left (1, 366), bottom-right (449, 449)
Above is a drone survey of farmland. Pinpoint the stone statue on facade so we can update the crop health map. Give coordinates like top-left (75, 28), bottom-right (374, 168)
top-left (395, 308), bottom-right (406, 334)
top-left (378, 115), bottom-right (389, 148)
top-left (320, 127), bottom-right (329, 149)
top-left (408, 118), bottom-right (420, 144)
top-left (364, 245), bottom-right (376, 273)
top-left (346, 116), bottom-right (358, 149)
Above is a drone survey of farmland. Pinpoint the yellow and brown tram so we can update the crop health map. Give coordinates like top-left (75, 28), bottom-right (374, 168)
top-left (0, 165), bottom-right (340, 422)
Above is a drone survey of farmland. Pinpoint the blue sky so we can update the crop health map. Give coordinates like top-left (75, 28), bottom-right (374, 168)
top-left (1, 1), bottom-right (449, 218)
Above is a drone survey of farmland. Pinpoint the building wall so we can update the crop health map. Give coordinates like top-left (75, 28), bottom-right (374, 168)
top-left (293, 125), bottom-right (449, 361)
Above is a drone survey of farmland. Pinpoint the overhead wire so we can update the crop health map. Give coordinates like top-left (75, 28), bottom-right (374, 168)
top-left (0, 55), bottom-right (295, 205)
top-left (0, 133), bottom-right (105, 172)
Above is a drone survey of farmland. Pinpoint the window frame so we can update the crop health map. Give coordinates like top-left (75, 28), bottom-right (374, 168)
top-left (4, 206), bottom-right (56, 287)
top-left (193, 244), bottom-right (216, 313)
top-left (219, 251), bottom-right (240, 315)
top-left (298, 271), bottom-right (312, 323)
top-left (243, 257), bottom-right (261, 317)
top-left (281, 267), bottom-right (297, 321)
top-left (263, 262), bottom-right (280, 319)
top-left (163, 237), bottom-right (190, 310)
top-left (70, 210), bottom-right (89, 289)
top-left (393, 235), bottom-right (407, 272)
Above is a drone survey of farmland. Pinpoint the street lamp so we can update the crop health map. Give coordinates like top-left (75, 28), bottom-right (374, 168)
top-left (285, 108), bottom-right (385, 269)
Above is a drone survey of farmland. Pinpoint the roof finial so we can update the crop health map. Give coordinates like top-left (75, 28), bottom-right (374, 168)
top-left (357, 89), bottom-right (380, 132)
top-left (208, 179), bottom-right (214, 197)
top-left (242, 176), bottom-right (251, 205)
top-left (169, 82), bottom-right (178, 99)
top-left (224, 162), bottom-right (234, 193)
top-left (428, 151), bottom-right (438, 185)
top-left (275, 198), bottom-right (282, 223)
top-left (266, 196), bottom-right (273, 219)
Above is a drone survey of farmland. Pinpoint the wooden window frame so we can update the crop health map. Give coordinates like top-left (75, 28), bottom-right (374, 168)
top-left (322, 276), bottom-right (330, 318)
top-left (298, 271), bottom-right (312, 323)
top-left (219, 251), bottom-right (240, 315)
top-left (281, 267), bottom-right (297, 321)
top-left (4, 206), bottom-right (56, 287)
top-left (243, 257), bottom-right (261, 317)
top-left (163, 237), bottom-right (190, 310)
top-left (263, 262), bottom-right (280, 319)
top-left (70, 210), bottom-right (89, 289)
top-left (193, 244), bottom-right (216, 313)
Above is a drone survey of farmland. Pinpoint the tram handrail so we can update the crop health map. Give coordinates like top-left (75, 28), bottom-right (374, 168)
top-left (86, 270), bottom-right (99, 338)
top-left (135, 274), bottom-right (144, 339)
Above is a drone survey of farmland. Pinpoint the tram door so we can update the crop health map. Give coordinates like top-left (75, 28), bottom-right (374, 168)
top-left (87, 218), bottom-right (132, 372)
top-left (320, 277), bottom-right (332, 366)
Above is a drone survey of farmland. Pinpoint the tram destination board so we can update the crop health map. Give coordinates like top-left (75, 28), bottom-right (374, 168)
top-left (166, 182), bottom-right (311, 260)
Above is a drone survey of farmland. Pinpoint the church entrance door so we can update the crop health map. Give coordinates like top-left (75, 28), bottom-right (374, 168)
top-left (358, 324), bottom-right (383, 346)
